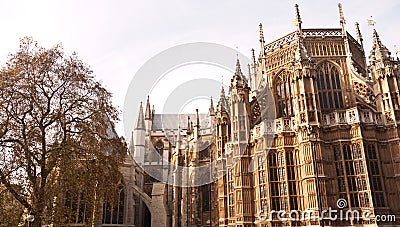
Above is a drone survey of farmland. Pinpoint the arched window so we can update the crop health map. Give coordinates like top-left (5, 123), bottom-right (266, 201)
top-left (64, 189), bottom-right (88, 224)
top-left (316, 62), bottom-right (344, 110)
top-left (275, 71), bottom-right (293, 117)
top-left (102, 184), bottom-right (125, 224)
top-left (155, 140), bottom-right (164, 163)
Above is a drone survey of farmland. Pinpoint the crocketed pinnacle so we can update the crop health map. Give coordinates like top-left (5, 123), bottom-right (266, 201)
top-left (135, 102), bottom-right (145, 130)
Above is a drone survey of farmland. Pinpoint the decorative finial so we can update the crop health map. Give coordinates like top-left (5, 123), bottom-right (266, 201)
top-left (395, 45), bottom-right (399, 58)
top-left (145, 95), bottom-right (151, 120)
top-left (259, 23), bottom-right (265, 43)
top-left (235, 56), bottom-right (241, 74)
top-left (247, 63), bottom-right (252, 86)
top-left (293, 4), bottom-right (302, 30)
top-left (251, 48), bottom-right (256, 65)
top-left (372, 29), bottom-right (381, 46)
top-left (195, 109), bottom-right (200, 127)
top-left (338, 3), bottom-right (345, 25)
top-left (338, 3), bottom-right (347, 36)
top-left (236, 46), bottom-right (239, 59)
top-left (355, 22), bottom-right (363, 47)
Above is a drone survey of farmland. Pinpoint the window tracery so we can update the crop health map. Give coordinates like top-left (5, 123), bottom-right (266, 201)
top-left (275, 71), bottom-right (293, 118)
top-left (102, 184), bottom-right (125, 225)
top-left (316, 62), bottom-right (344, 110)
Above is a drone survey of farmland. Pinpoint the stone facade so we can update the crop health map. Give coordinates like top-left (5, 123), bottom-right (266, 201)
top-left (129, 4), bottom-right (400, 227)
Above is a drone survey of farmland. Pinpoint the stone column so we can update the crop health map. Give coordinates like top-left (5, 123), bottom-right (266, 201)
top-left (151, 183), bottom-right (168, 227)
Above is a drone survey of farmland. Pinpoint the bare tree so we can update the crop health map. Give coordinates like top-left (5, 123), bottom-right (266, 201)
top-left (0, 37), bottom-right (126, 226)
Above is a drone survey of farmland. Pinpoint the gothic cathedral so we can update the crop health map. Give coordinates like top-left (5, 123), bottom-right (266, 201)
top-left (130, 4), bottom-right (400, 227)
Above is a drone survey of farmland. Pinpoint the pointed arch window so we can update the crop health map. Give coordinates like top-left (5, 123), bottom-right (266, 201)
top-left (102, 184), bottom-right (125, 224)
top-left (64, 189), bottom-right (88, 224)
top-left (155, 140), bottom-right (164, 163)
top-left (275, 71), bottom-right (293, 117)
top-left (316, 62), bottom-right (344, 110)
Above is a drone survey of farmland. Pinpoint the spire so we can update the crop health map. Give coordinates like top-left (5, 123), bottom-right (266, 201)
top-left (338, 3), bottom-right (346, 35)
top-left (129, 131), bottom-right (135, 152)
top-left (372, 29), bottom-right (381, 47)
top-left (145, 96), bottom-right (151, 120)
top-left (294, 4), bottom-right (302, 31)
top-left (235, 57), bottom-right (242, 74)
top-left (217, 83), bottom-right (229, 113)
top-left (355, 22), bottom-right (363, 47)
top-left (259, 23), bottom-right (265, 54)
top-left (231, 58), bottom-right (248, 90)
top-left (251, 48), bottom-right (256, 66)
top-left (135, 102), bottom-right (145, 130)
top-left (247, 63), bottom-right (252, 88)
top-left (370, 29), bottom-right (392, 62)
top-left (259, 23), bottom-right (265, 44)
top-left (209, 97), bottom-right (215, 116)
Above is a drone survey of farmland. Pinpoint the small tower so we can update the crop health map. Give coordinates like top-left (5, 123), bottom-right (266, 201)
top-left (133, 102), bottom-right (146, 164)
top-left (228, 57), bottom-right (250, 153)
top-left (227, 58), bottom-right (253, 224)
top-left (369, 29), bottom-right (400, 121)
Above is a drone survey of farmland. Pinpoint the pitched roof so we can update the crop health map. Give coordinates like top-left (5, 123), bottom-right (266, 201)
top-left (151, 113), bottom-right (211, 131)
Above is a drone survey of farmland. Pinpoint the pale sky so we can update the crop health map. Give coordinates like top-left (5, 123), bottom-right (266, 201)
top-left (1, 0), bottom-right (399, 139)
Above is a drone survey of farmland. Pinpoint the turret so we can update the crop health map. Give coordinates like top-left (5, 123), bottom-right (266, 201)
top-left (217, 84), bottom-right (229, 114)
top-left (229, 58), bottom-right (250, 156)
top-left (291, 15), bottom-right (317, 125)
top-left (215, 84), bottom-right (230, 158)
top-left (369, 29), bottom-right (400, 120)
top-left (370, 29), bottom-right (393, 63)
top-left (230, 58), bottom-right (249, 95)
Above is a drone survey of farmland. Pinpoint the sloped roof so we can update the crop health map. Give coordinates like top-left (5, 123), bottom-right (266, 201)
top-left (152, 113), bottom-right (211, 131)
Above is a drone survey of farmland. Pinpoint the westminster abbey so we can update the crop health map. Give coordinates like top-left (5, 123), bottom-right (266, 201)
top-left (128, 3), bottom-right (400, 227)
